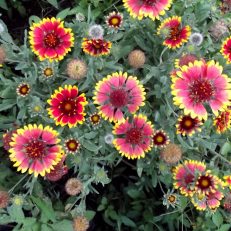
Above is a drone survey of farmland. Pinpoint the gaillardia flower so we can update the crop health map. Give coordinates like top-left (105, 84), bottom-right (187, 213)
top-left (191, 190), bottom-right (224, 211)
top-left (113, 114), bottom-right (154, 159)
top-left (195, 171), bottom-right (221, 195)
top-left (64, 137), bottom-right (81, 154)
top-left (221, 36), bottom-right (231, 63)
top-left (29, 17), bottom-right (74, 61)
top-left (223, 175), bottom-right (231, 189)
top-left (176, 114), bottom-right (202, 136)
top-left (16, 83), bottom-right (31, 97)
top-left (173, 160), bottom-right (206, 196)
top-left (93, 72), bottom-right (145, 122)
top-left (47, 85), bottom-right (88, 128)
top-left (9, 124), bottom-right (63, 177)
top-left (213, 109), bottom-right (231, 133)
top-left (171, 60), bottom-right (231, 119)
top-left (82, 38), bottom-right (111, 57)
top-left (163, 190), bottom-right (179, 209)
top-left (152, 130), bottom-right (169, 148)
top-left (174, 54), bottom-right (197, 69)
top-left (88, 112), bottom-right (101, 128)
top-left (123, 0), bottom-right (172, 20)
top-left (105, 11), bottom-right (123, 29)
top-left (157, 16), bottom-right (191, 49)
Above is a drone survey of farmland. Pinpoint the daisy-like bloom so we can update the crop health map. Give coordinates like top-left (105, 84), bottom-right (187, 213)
top-left (173, 160), bottom-right (206, 196)
top-left (88, 24), bottom-right (104, 39)
top-left (113, 114), bottom-right (154, 159)
top-left (191, 190), bottom-right (224, 211)
top-left (16, 83), bottom-right (31, 97)
top-left (29, 17), bottom-right (74, 61)
top-left (123, 0), bottom-right (172, 20)
top-left (213, 109), bottom-right (231, 133)
top-left (9, 124), bottom-right (63, 177)
top-left (223, 175), bottom-right (231, 189)
top-left (171, 60), bottom-right (231, 120)
top-left (105, 11), bottom-right (123, 29)
top-left (28, 97), bottom-right (45, 117)
top-left (176, 114), bottom-right (202, 136)
top-left (195, 171), bottom-right (222, 195)
top-left (189, 32), bottom-right (203, 46)
top-left (12, 195), bottom-right (24, 206)
top-left (47, 85), bottom-right (88, 128)
top-left (221, 36), bottom-right (231, 63)
top-left (174, 54), bottom-right (197, 69)
top-left (64, 137), bottom-right (80, 154)
top-left (152, 130), bottom-right (169, 148)
top-left (163, 189), bottom-right (179, 209)
top-left (157, 16), bottom-right (191, 49)
top-left (88, 112), bottom-right (101, 127)
top-left (82, 38), bottom-right (111, 57)
top-left (39, 61), bottom-right (58, 81)
top-left (93, 72), bottom-right (145, 122)
top-left (45, 155), bottom-right (68, 181)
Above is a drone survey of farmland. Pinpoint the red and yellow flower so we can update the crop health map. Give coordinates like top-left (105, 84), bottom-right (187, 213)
top-left (64, 138), bottom-right (81, 154)
top-left (93, 72), bottom-right (145, 122)
top-left (152, 130), bottom-right (169, 148)
top-left (16, 83), bottom-right (31, 97)
top-left (82, 38), bottom-right (111, 57)
top-left (176, 114), bottom-right (202, 136)
top-left (157, 16), bottom-right (191, 49)
top-left (123, 0), bottom-right (172, 20)
top-left (223, 175), bottom-right (231, 189)
top-left (9, 124), bottom-right (63, 177)
top-left (221, 36), bottom-right (231, 63)
top-left (173, 160), bottom-right (206, 196)
top-left (171, 60), bottom-right (231, 120)
top-left (191, 190), bottom-right (224, 211)
top-left (29, 17), bottom-right (74, 61)
top-left (113, 114), bottom-right (154, 159)
top-left (213, 109), bottom-right (231, 133)
top-left (105, 11), bottom-right (123, 29)
top-left (47, 85), bottom-right (88, 128)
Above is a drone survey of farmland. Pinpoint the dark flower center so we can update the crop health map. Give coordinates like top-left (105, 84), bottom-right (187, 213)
top-left (184, 173), bottom-right (194, 185)
top-left (44, 32), bottom-right (60, 48)
top-left (181, 116), bottom-right (196, 130)
top-left (142, 0), bottom-right (156, 6)
top-left (19, 85), bottom-right (30, 95)
top-left (66, 139), bottom-right (79, 151)
top-left (60, 100), bottom-right (77, 115)
top-left (93, 40), bottom-right (103, 49)
top-left (153, 133), bottom-right (166, 145)
top-left (109, 88), bottom-right (128, 108)
top-left (168, 195), bottom-right (176, 203)
top-left (126, 128), bottom-right (143, 145)
top-left (109, 16), bottom-right (120, 26)
top-left (25, 140), bottom-right (46, 159)
top-left (197, 175), bottom-right (212, 190)
top-left (170, 26), bottom-right (181, 40)
top-left (189, 79), bottom-right (214, 103)
top-left (90, 114), bottom-right (100, 124)
top-left (44, 67), bottom-right (53, 77)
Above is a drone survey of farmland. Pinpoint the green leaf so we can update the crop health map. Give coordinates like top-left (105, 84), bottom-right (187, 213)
top-left (0, 0), bottom-right (8, 10)
top-left (31, 196), bottom-right (56, 222)
top-left (127, 188), bottom-right (140, 199)
top-left (56, 8), bottom-right (70, 20)
top-left (29, 16), bottom-right (41, 26)
top-left (121, 216), bottom-right (136, 228)
top-left (212, 211), bottom-right (223, 227)
top-left (82, 140), bottom-right (102, 152)
top-left (0, 214), bottom-right (12, 224)
top-left (52, 220), bottom-right (73, 231)
top-left (23, 217), bottom-right (37, 227)
top-left (41, 224), bottom-right (53, 231)
top-left (218, 224), bottom-right (231, 231)
top-left (46, 0), bottom-right (59, 9)
top-left (220, 142), bottom-right (231, 156)
top-left (7, 204), bottom-right (25, 223)
top-left (84, 210), bottom-right (96, 220)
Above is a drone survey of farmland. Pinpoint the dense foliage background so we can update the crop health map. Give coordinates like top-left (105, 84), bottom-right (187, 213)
top-left (0, 0), bottom-right (231, 230)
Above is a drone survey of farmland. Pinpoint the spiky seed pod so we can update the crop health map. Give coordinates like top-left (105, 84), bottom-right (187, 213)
top-left (209, 20), bottom-right (228, 40)
top-left (65, 178), bottom-right (83, 196)
top-left (0, 191), bottom-right (9, 208)
top-left (160, 143), bottom-right (182, 164)
top-left (73, 216), bottom-right (89, 231)
top-left (88, 24), bottom-right (104, 39)
top-left (128, 49), bottom-right (146, 69)
top-left (66, 59), bottom-right (87, 80)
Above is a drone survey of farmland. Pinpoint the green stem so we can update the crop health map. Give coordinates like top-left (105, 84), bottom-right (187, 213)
top-left (8, 174), bottom-right (28, 194)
